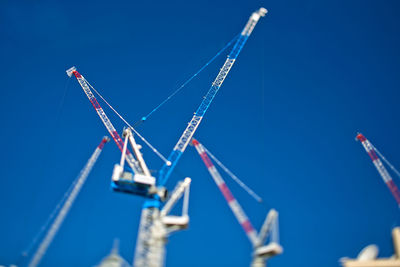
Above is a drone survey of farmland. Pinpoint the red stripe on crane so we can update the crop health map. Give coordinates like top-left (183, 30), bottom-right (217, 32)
top-left (356, 133), bottom-right (367, 142)
top-left (368, 150), bottom-right (379, 161)
top-left (98, 137), bottom-right (109, 149)
top-left (73, 71), bottom-right (82, 79)
top-left (241, 220), bottom-right (255, 234)
top-left (219, 183), bottom-right (234, 202)
top-left (386, 180), bottom-right (400, 205)
top-left (200, 152), bottom-right (214, 168)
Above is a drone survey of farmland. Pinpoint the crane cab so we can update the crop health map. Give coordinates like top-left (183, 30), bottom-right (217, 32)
top-left (254, 242), bottom-right (283, 258)
top-left (162, 215), bottom-right (189, 229)
top-left (111, 163), bottom-right (168, 200)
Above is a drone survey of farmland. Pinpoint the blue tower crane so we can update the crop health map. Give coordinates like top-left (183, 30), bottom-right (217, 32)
top-left (68, 7), bottom-right (267, 267)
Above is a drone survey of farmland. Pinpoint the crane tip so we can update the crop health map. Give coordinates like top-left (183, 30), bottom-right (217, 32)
top-left (258, 7), bottom-right (268, 16)
top-left (191, 139), bottom-right (199, 146)
top-left (356, 133), bottom-right (366, 142)
top-left (166, 161), bottom-right (172, 166)
top-left (66, 66), bottom-right (76, 77)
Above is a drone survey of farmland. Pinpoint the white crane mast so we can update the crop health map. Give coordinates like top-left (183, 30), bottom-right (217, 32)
top-left (134, 178), bottom-right (191, 267)
top-left (28, 137), bottom-right (109, 267)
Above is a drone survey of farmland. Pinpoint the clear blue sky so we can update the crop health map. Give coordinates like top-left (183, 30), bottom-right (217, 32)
top-left (1, 0), bottom-right (400, 266)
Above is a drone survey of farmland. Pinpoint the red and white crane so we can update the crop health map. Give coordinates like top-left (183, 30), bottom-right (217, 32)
top-left (192, 139), bottom-right (282, 267)
top-left (66, 67), bottom-right (165, 199)
top-left (356, 133), bottom-right (400, 207)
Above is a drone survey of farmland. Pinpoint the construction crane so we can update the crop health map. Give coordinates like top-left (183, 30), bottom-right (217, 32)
top-left (28, 136), bottom-right (109, 267)
top-left (356, 133), bottom-right (400, 207)
top-left (192, 139), bottom-right (282, 267)
top-left (134, 8), bottom-right (268, 267)
top-left (66, 67), bottom-right (168, 200)
top-left (67, 7), bottom-right (267, 267)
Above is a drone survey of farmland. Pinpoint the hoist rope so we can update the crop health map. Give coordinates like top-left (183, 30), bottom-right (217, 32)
top-left (85, 80), bottom-right (171, 165)
top-left (201, 144), bottom-right (263, 203)
top-left (135, 34), bottom-right (239, 126)
top-left (372, 144), bottom-right (400, 179)
top-left (84, 35), bottom-right (239, 165)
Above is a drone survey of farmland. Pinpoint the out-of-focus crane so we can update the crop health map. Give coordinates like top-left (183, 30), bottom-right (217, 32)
top-left (192, 139), bottom-right (282, 267)
top-left (28, 137), bottom-right (109, 267)
top-left (356, 133), bottom-right (400, 207)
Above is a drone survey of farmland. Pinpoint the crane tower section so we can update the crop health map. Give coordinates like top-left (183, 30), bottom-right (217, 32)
top-left (356, 133), bottom-right (400, 206)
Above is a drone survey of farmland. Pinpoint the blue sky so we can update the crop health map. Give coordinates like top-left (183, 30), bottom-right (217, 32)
top-left (1, 0), bottom-right (400, 266)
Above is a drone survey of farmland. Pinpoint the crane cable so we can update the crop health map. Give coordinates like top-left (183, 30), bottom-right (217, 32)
top-left (201, 143), bottom-right (263, 203)
top-left (136, 34), bottom-right (239, 126)
top-left (84, 34), bottom-right (239, 165)
top-left (371, 144), bottom-right (400, 179)
top-left (86, 80), bottom-right (171, 165)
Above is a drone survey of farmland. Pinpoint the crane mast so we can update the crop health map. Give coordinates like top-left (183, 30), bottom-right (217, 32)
top-left (356, 133), bottom-right (400, 206)
top-left (192, 139), bottom-right (282, 267)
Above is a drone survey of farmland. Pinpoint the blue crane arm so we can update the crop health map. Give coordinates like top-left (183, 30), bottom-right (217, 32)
top-left (157, 8), bottom-right (268, 187)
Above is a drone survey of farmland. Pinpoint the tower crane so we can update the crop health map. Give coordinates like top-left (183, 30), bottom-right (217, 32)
top-left (134, 8), bottom-right (267, 267)
top-left (66, 67), bottom-right (165, 199)
top-left (356, 133), bottom-right (400, 207)
top-left (67, 7), bottom-right (267, 267)
top-left (192, 139), bottom-right (282, 267)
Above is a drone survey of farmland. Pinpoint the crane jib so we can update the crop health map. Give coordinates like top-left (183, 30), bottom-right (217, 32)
top-left (156, 9), bottom-right (267, 189)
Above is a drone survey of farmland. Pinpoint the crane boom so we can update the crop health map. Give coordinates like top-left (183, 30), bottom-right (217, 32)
top-left (356, 133), bottom-right (400, 206)
top-left (28, 137), bottom-right (109, 267)
top-left (66, 67), bottom-right (140, 173)
top-left (193, 139), bottom-right (282, 267)
top-left (192, 139), bottom-right (259, 246)
top-left (157, 7), bottom-right (268, 187)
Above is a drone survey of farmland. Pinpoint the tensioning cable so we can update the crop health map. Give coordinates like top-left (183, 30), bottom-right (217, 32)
top-left (372, 144), bottom-right (400, 179)
top-left (134, 34), bottom-right (239, 127)
top-left (201, 143), bottom-right (263, 203)
top-left (85, 80), bottom-right (171, 165)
